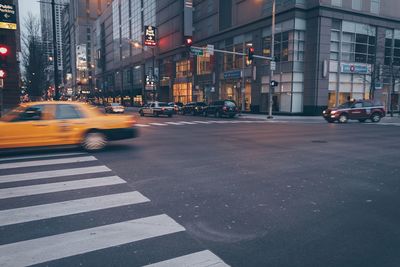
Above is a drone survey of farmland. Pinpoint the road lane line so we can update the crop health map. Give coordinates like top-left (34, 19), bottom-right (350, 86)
top-left (0, 176), bottom-right (126, 200)
top-left (177, 121), bottom-right (197, 125)
top-left (0, 191), bottom-right (150, 226)
top-left (0, 152), bottom-right (87, 162)
top-left (149, 123), bottom-right (168, 126)
top-left (136, 124), bottom-right (150, 127)
top-left (192, 121), bottom-right (212, 124)
top-left (0, 156), bottom-right (97, 170)
top-left (0, 166), bottom-right (111, 184)
top-left (143, 250), bottom-right (230, 267)
top-left (164, 122), bottom-right (186, 125)
top-left (0, 214), bottom-right (185, 267)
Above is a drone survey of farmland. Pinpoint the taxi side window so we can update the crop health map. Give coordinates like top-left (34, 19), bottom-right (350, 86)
top-left (15, 105), bottom-right (44, 122)
top-left (353, 103), bottom-right (363, 108)
top-left (363, 102), bottom-right (373, 107)
top-left (150, 103), bottom-right (155, 108)
top-left (56, 104), bottom-right (83, 120)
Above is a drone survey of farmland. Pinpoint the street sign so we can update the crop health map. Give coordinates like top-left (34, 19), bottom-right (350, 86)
top-left (144, 26), bottom-right (157, 46)
top-left (206, 44), bottom-right (214, 55)
top-left (190, 47), bottom-right (203, 56)
top-left (270, 61), bottom-right (276, 71)
top-left (0, 4), bottom-right (17, 30)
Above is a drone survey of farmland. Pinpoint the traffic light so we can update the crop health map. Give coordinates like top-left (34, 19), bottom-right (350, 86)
top-left (270, 80), bottom-right (279, 87)
top-left (0, 45), bottom-right (9, 69)
top-left (247, 47), bottom-right (254, 60)
top-left (184, 36), bottom-right (193, 47)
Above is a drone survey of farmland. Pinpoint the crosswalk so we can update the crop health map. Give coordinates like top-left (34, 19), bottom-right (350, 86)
top-left (0, 153), bottom-right (229, 267)
top-left (135, 120), bottom-right (275, 128)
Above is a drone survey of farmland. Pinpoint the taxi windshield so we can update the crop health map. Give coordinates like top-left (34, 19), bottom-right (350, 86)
top-left (0, 106), bottom-right (26, 122)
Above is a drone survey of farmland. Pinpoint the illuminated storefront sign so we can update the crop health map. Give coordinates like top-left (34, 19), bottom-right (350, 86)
top-left (144, 26), bottom-right (157, 46)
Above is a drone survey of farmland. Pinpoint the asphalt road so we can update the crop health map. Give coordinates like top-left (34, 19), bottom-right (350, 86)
top-left (1, 113), bottom-right (399, 267)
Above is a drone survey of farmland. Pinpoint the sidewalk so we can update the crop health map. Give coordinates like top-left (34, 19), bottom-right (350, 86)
top-left (238, 112), bottom-right (400, 123)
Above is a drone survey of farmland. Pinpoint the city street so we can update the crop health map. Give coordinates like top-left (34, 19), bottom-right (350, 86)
top-left (0, 114), bottom-right (399, 267)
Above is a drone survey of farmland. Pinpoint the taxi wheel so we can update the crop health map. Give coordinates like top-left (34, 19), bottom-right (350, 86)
top-left (338, 114), bottom-right (348, 123)
top-left (82, 132), bottom-right (107, 152)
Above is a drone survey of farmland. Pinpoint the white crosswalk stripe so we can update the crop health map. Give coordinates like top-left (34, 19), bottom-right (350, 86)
top-left (0, 165), bottom-right (111, 184)
top-left (0, 191), bottom-right (150, 227)
top-left (0, 153), bottom-right (228, 267)
top-left (149, 122), bottom-right (168, 126)
top-left (0, 152), bottom-right (87, 162)
top-left (164, 121), bottom-right (186, 125)
top-left (0, 176), bottom-right (126, 200)
top-left (0, 214), bottom-right (185, 267)
top-left (0, 156), bottom-right (97, 170)
top-left (136, 123), bottom-right (151, 127)
top-left (143, 250), bottom-right (229, 267)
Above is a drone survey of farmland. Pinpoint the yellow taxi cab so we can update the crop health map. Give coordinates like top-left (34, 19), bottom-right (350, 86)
top-left (0, 101), bottom-right (138, 152)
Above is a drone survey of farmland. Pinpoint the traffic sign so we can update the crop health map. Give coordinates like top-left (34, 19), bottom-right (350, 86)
top-left (270, 61), bottom-right (276, 71)
top-left (190, 47), bottom-right (203, 56)
top-left (0, 4), bottom-right (17, 30)
top-left (206, 44), bottom-right (214, 55)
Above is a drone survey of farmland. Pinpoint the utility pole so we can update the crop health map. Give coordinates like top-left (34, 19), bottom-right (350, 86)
top-left (268, 0), bottom-right (276, 119)
top-left (51, 0), bottom-right (60, 100)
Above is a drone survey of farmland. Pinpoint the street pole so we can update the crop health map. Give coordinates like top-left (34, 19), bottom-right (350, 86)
top-left (268, 0), bottom-right (276, 119)
top-left (241, 43), bottom-right (246, 112)
top-left (51, 0), bottom-right (60, 100)
top-left (152, 47), bottom-right (156, 101)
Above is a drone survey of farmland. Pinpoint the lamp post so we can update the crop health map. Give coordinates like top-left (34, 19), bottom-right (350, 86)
top-left (268, 0), bottom-right (276, 119)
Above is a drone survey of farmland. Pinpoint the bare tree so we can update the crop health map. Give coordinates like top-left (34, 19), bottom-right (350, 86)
top-left (21, 13), bottom-right (48, 101)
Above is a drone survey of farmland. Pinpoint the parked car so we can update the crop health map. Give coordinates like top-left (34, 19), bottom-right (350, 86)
top-left (182, 102), bottom-right (208, 116)
top-left (168, 102), bottom-right (183, 114)
top-left (139, 102), bottom-right (174, 117)
top-left (105, 102), bottom-right (125, 113)
top-left (204, 100), bottom-right (238, 118)
top-left (0, 102), bottom-right (138, 152)
top-left (322, 100), bottom-right (386, 123)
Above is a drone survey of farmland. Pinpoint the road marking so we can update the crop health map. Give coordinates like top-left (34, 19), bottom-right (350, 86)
top-left (192, 121), bottom-right (212, 124)
top-left (0, 191), bottom-right (150, 227)
top-left (143, 250), bottom-right (229, 267)
top-left (149, 123), bottom-right (168, 126)
top-left (0, 152), bottom-right (87, 162)
top-left (164, 122), bottom-right (186, 125)
top-left (0, 166), bottom-right (111, 184)
top-left (0, 176), bottom-right (126, 200)
top-left (177, 121), bottom-right (197, 125)
top-left (0, 214), bottom-right (185, 267)
top-left (136, 124), bottom-right (151, 127)
top-left (0, 156), bottom-right (97, 170)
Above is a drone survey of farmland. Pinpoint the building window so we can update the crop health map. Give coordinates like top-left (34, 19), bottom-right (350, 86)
top-left (384, 29), bottom-right (400, 66)
top-left (176, 60), bottom-right (192, 78)
top-left (371, 0), bottom-right (380, 14)
top-left (331, 0), bottom-right (342, 7)
top-left (197, 54), bottom-right (212, 75)
top-left (352, 0), bottom-right (362, 10)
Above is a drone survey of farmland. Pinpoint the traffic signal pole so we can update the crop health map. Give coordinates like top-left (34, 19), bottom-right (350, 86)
top-left (51, 0), bottom-right (60, 100)
top-left (268, 0), bottom-right (276, 119)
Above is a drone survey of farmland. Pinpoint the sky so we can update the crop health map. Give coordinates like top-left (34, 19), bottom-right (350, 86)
top-left (18, 0), bottom-right (41, 32)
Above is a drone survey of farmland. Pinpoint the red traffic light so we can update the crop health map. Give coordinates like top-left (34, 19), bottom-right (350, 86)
top-left (247, 47), bottom-right (255, 60)
top-left (0, 46), bottom-right (8, 55)
top-left (0, 69), bottom-right (6, 79)
top-left (185, 37), bottom-right (193, 47)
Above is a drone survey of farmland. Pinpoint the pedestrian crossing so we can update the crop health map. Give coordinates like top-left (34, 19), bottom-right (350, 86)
top-left (0, 153), bottom-right (229, 267)
top-left (136, 120), bottom-right (273, 128)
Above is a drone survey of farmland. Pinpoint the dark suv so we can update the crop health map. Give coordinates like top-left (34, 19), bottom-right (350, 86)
top-left (204, 100), bottom-right (238, 118)
top-left (323, 100), bottom-right (386, 123)
top-left (182, 102), bottom-right (208, 116)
